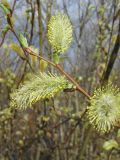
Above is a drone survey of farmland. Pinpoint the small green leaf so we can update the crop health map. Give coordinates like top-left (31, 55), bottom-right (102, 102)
top-left (103, 139), bottom-right (119, 151)
top-left (88, 5), bottom-right (95, 11)
top-left (19, 34), bottom-right (28, 48)
top-left (40, 60), bottom-right (48, 72)
top-left (9, 43), bottom-right (26, 59)
top-left (1, 24), bottom-right (10, 37)
top-left (0, 3), bottom-right (10, 15)
top-left (53, 53), bottom-right (60, 64)
top-left (1, 0), bottom-right (11, 9)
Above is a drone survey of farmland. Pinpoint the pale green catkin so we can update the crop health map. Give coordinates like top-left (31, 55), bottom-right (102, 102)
top-left (48, 13), bottom-right (73, 54)
top-left (11, 72), bottom-right (71, 110)
top-left (87, 83), bottom-right (120, 133)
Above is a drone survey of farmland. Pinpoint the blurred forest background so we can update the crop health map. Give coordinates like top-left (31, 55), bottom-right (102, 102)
top-left (0, 0), bottom-right (120, 159)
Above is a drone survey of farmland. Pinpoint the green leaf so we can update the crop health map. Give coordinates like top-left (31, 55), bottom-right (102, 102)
top-left (9, 43), bottom-right (26, 59)
top-left (103, 139), bottom-right (119, 151)
top-left (0, 3), bottom-right (10, 15)
top-left (1, 0), bottom-right (11, 9)
top-left (1, 24), bottom-right (10, 37)
top-left (88, 5), bottom-right (95, 11)
top-left (19, 34), bottom-right (28, 48)
top-left (53, 53), bottom-right (60, 64)
top-left (39, 60), bottom-right (48, 72)
top-left (98, 6), bottom-right (105, 15)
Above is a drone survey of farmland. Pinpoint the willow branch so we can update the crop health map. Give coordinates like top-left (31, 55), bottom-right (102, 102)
top-left (56, 64), bottom-right (91, 99)
top-left (11, 0), bottom-right (17, 15)
top-left (101, 17), bottom-right (120, 83)
top-left (25, 47), bottom-right (55, 67)
top-left (25, 47), bottom-right (91, 99)
top-left (10, 29), bottom-right (35, 72)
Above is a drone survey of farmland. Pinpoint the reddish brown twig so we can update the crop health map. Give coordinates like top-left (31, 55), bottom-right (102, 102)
top-left (25, 47), bottom-right (91, 99)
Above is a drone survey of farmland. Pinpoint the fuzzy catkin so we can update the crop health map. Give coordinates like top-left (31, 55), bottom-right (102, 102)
top-left (48, 13), bottom-right (73, 54)
top-left (11, 72), bottom-right (70, 110)
top-left (87, 83), bottom-right (120, 133)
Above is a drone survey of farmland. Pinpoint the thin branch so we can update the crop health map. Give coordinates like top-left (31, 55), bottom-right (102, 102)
top-left (0, 0), bottom-right (17, 47)
top-left (0, 30), bottom-right (9, 47)
top-left (36, 0), bottom-right (43, 56)
top-left (10, 28), bottom-right (35, 72)
top-left (11, 0), bottom-right (17, 15)
top-left (56, 64), bottom-right (91, 99)
top-left (25, 47), bottom-right (55, 66)
top-left (102, 17), bottom-right (120, 83)
top-left (29, 1), bottom-right (35, 44)
top-left (24, 47), bottom-right (91, 99)
top-left (107, 2), bottom-right (116, 56)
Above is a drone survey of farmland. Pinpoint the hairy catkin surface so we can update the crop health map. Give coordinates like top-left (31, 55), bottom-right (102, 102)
top-left (87, 83), bottom-right (120, 133)
top-left (11, 72), bottom-right (70, 110)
